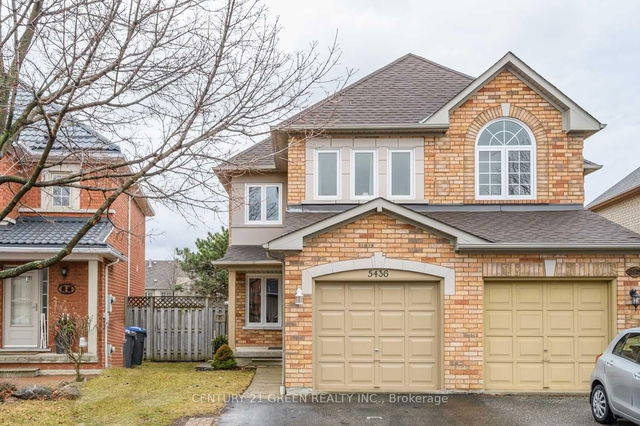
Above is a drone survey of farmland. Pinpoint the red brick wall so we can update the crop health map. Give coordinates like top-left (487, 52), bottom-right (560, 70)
top-left (0, 260), bottom-right (106, 369)
top-left (234, 272), bottom-right (282, 347)
top-left (282, 213), bottom-right (640, 390)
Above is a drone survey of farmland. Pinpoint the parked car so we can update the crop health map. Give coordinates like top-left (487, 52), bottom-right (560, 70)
top-left (590, 328), bottom-right (640, 424)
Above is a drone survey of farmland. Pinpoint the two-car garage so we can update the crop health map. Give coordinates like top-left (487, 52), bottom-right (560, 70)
top-left (312, 278), bottom-right (611, 392)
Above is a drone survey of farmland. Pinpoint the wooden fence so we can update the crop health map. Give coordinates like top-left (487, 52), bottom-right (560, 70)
top-left (125, 296), bottom-right (227, 361)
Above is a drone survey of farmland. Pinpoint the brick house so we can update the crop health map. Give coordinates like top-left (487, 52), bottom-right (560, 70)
top-left (588, 166), bottom-right (640, 234)
top-left (0, 101), bottom-right (153, 375)
top-left (213, 52), bottom-right (640, 393)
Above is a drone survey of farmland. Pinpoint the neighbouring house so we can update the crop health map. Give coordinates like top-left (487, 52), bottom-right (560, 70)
top-left (587, 166), bottom-right (640, 234)
top-left (145, 260), bottom-right (195, 296)
top-left (213, 52), bottom-right (640, 394)
top-left (0, 94), bottom-right (154, 375)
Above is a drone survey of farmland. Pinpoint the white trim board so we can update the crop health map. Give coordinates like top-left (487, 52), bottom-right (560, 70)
top-left (422, 52), bottom-right (604, 133)
top-left (301, 252), bottom-right (456, 295)
top-left (265, 197), bottom-right (487, 251)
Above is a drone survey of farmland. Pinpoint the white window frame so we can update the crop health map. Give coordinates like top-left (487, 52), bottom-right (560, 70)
top-left (41, 170), bottom-right (81, 211)
top-left (245, 183), bottom-right (283, 225)
top-left (245, 275), bottom-right (282, 329)
top-left (351, 149), bottom-right (378, 200)
top-left (387, 149), bottom-right (415, 200)
top-left (314, 149), bottom-right (341, 200)
top-left (475, 118), bottom-right (537, 200)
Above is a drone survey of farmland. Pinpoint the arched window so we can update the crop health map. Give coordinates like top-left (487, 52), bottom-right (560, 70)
top-left (476, 118), bottom-right (536, 199)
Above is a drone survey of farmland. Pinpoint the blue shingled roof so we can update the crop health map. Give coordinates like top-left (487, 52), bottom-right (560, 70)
top-left (0, 216), bottom-right (113, 247)
top-left (13, 91), bottom-right (121, 153)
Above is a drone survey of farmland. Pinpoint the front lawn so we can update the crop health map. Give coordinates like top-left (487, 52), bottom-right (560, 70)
top-left (0, 363), bottom-right (254, 425)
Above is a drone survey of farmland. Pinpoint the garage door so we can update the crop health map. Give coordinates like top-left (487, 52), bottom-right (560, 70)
top-left (484, 281), bottom-right (610, 391)
top-left (314, 282), bottom-right (439, 391)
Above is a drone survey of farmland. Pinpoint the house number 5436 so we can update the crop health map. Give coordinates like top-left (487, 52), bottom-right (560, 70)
top-left (368, 269), bottom-right (389, 278)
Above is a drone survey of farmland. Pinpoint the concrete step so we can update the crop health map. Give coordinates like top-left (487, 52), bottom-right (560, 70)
top-left (250, 358), bottom-right (282, 366)
top-left (0, 368), bottom-right (40, 378)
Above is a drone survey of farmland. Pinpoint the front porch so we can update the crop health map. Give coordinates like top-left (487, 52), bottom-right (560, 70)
top-left (0, 258), bottom-right (103, 370)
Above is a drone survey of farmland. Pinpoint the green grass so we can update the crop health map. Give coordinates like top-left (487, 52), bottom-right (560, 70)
top-left (0, 363), bottom-right (254, 426)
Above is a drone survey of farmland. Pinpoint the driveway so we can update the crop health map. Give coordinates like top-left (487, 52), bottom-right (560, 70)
top-left (217, 393), bottom-right (635, 426)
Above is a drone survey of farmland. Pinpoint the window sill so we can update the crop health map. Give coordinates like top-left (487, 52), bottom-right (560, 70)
top-left (243, 325), bottom-right (282, 330)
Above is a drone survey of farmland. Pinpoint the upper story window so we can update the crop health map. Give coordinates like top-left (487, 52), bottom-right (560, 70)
top-left (389, 149), bottom-right (414, 199)
top-left (246, 184), bottom-right (282, 224)
top-left (476, 118), bottom-right (536, 199)
top-left (352, 150), bottom-right (376, 199)
top-left (42, 171), bottom-right (80, 210)
top-left (315, 150), bottom-right (340, 199)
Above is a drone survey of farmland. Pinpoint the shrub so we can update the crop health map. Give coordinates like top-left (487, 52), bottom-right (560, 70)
top-left (212, 335), bottom-right (228, 355)
top-left (0, 382), bottom-right (16, 400)
top-left (211, 344), bottom-right (236, 370)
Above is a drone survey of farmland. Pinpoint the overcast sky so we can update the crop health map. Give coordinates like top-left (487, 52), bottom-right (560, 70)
top-left (145, 0), bottom-right (640, 259)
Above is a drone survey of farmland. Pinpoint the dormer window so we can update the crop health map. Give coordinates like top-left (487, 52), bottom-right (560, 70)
top-left (476, 118), bottom-right (536, 199)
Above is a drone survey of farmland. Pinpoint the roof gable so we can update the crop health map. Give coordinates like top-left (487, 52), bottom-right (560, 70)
top-left (266, 198), bottom-right (488, 251)
top-left (588, 165), bottom-right (640, 209)
top-left (422, 52), bottom-right (604, 134)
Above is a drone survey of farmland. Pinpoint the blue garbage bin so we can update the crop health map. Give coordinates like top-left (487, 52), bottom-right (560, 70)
top-left (126, 326), bottom-right (147, 366)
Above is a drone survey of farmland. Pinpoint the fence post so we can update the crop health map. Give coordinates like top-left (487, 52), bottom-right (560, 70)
top-left (148, 297), bottom-right (155, 360)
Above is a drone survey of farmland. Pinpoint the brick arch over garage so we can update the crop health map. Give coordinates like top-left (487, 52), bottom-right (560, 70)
top-left (301, 251), bottom-right (456, 295)
top-left (463, 103), bottom-right (551, 202)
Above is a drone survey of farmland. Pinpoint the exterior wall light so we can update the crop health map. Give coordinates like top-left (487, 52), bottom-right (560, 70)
top-left (630, 289), bottom-right (640, 311)
top-left (60, 266), bottom-right (68, 278)
top-left (295, 288), bottom-right (304, 306)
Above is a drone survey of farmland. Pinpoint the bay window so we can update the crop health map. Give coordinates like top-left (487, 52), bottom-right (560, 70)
top-left (246, 276), bottom-right (281, 328)
top-left (246, 184), bottom-right (282, 224)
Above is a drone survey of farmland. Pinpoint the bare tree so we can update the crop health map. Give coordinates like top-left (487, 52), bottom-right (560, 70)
top-left (0, 0), bottom-right (341, 278)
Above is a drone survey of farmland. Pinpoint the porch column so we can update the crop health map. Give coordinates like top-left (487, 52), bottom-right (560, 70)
top-left (228, 270), bottom-right (236, 350)
top-left (88, 260), bottom-right (98, 355)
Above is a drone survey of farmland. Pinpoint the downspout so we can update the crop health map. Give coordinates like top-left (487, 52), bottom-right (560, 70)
top-left (104, 259), bottom-right (120, 369)
top-left (127, 195), bottom-right (132, 296)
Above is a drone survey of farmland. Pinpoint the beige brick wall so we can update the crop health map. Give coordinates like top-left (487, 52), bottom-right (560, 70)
top-left (281, 213), bottom-right (640, 390)
top-left (287, 138), bottom-right (305, 205)
top-left (593, 194), bottom-right (640, 234)
top-left (286, 69), bottom-right (586, 205)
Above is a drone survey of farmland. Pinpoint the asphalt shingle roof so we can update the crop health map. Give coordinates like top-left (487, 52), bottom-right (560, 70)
top-left (588, 166), bottom-right (640, 209)
top-left (0, 216), bottom-right (113, 247)
top-left (422, 210), bottom-right (640, 245)
top-left (273, 208), bottom-right (640, 247)
top-left (145, 260), bottom-right (190, 290)
top-left (217, 245), bottom-right (276, 263)
top-left (279, 54), bottom-right (473, 128)
top-left (216, 138), bottom-right (276, 171)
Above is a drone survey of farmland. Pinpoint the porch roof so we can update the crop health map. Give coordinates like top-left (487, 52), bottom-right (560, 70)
top-left (0, 216), bottom-right (124, 260)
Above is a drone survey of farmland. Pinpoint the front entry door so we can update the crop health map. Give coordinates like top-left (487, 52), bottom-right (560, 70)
top-left (3, 271), bottom-right (39, 347)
